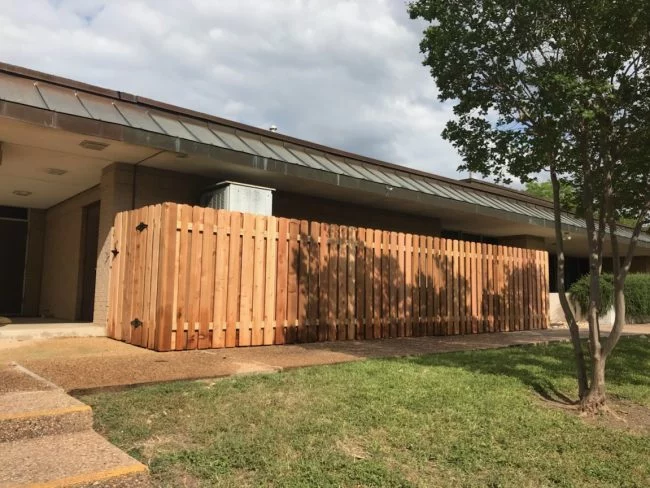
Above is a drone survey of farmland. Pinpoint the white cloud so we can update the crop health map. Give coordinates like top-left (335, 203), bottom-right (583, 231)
top-left (0, 0), bottom-right (466, 178)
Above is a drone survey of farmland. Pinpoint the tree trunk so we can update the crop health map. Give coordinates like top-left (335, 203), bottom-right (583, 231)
top-left (550, 166), bottom-right (589, 399)
top-left (581, 356), bottom-right (607, 412)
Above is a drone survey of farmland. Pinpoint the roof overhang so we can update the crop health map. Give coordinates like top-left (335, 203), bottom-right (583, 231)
top-left (0, 63), bottom-right (648, 254)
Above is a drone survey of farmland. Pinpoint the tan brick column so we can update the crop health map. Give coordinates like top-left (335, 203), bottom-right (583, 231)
top-left (93, 163), bottom-right (134, 327)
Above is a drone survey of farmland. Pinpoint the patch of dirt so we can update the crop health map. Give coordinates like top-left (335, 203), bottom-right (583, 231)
top-left (336, 437), bottom-right (369, 460)
top-left (152, 466), bottom-right (202, 488)
top-left (536, 394), bottom-right (650, 435)
top-left (582, 398), bottom-right (650, 435)
top-left (134, 433), bottom-right (195, 462)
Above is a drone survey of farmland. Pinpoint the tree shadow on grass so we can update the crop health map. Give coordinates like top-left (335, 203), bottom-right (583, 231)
top-left (398, 335), bottom-right (650, 405)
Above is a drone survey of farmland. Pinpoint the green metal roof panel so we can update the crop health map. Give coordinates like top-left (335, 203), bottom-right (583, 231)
top-left (36, 84), bottom-right (90, 117)
top-left (76, 92), bottom-right (129, 125)
top-left (0, 69), bottom-right (647, 244)
top-left (180, 120), bottom-right (230, 148)
top-left (114, 103), bottom-right (162, 132)
top-left (0, 73), bottom-right (48, 109)
top-left (208, 125), bottom-right (251, 153)
top-left (149, 113), bottom-right (196, 140)
top-left (237, 134), bottom-right (278, 160)
top-left (261, 139), bottom-right (309, 167)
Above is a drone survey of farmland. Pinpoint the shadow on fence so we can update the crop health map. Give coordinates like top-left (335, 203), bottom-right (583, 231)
top-left (107, 204), bottom-right (549, 351)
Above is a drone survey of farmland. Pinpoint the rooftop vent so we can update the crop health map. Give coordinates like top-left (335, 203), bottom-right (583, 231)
top-left (79, 140), bottom-right (110, 151)
top-left (269, 125), bottom-right (278, 132)
top-left (45, 168), bottom-right (68, 176)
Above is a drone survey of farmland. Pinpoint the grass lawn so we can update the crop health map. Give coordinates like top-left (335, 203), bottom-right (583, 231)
top-left (82, 336), bottom-right (650, 487)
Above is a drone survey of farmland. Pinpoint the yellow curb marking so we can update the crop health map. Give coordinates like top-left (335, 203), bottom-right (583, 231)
top-left (0, 405), bottom-right (91, 421)
top-left (17, 464), bottom-right (148, 488)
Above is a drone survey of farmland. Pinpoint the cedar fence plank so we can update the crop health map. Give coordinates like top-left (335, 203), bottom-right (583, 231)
top-left (389, 231), bottom-right (398, 338)
top-left (251, 215), bottom-right (267, 346)
top-left (175, 205), bottom-right (192, 350)
top-left (397, 232), bottom-right (406, 337)
top-left (108, 205), bottom-right (551, 350)
top-left (263, 216), bottom-right (278, 345)
top-left (275, 218), bottom-right (289, 344)
top-left (212, 210), bottom-right (229, 348)
top-left (328, 224), bottom-right (339, 341)
top-left (225, 212), bottom-right (242, 347)
top-left (318, 223), bottom-right (330, 341)
top-left (308, 221), bottom-right (320, 342)
top-left (198, 208), bottom-right (216, 349)
top-left (404, 233), bottom-right (413, 337)
top-left (364, 229), bottom-right (374, 340)
top-left (238, 213), bottom-right (254, 347)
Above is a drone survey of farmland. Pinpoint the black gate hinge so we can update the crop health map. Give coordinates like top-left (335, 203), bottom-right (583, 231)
top-left (136, 222), bottom-right (148, 232)
top-left (131, 318), bottom-right (143, 328)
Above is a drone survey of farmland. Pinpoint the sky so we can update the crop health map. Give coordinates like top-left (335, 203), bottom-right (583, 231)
top-left (0, 0), bottom-right (466, 178)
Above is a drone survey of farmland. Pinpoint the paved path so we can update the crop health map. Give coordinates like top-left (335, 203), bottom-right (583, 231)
top-left (1, 325), bottom-right (647, 393)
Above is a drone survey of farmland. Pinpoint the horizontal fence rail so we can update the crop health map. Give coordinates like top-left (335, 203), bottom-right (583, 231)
top-left (107, 203), bottom-right (549, 351)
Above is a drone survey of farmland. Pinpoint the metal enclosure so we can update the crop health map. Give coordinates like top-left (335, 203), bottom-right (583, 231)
top-left (200, 181), bottom-right (274, 216)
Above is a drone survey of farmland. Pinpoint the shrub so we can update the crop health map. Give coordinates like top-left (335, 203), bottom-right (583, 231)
top-left (568, 273), bottom-right (650, 321)
top-left (568, 273), bottom-right (614, 316)
top-left (624, 274), bottom-right (650, 322)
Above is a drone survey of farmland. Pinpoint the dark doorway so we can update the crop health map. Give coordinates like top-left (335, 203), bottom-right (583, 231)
top-left (79, 202), bottom-right (100, 321)
top-left (0, 214), bottom-right (28, 315)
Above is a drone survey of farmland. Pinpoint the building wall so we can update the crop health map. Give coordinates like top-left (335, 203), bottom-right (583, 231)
top-left (40, 186), bottom-right (100, 320)
top-left (93, 164), bottom-right (212, 326)
top-left (273, 191), bottom-right (442, 236)
top-left (499, 234), bottom-right (547, 250)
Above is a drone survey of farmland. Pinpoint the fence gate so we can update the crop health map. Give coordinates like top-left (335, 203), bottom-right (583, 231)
top-left (107, 203), bottom-right (549, 351)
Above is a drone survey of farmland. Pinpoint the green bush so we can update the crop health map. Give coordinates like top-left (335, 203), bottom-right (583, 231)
top-left (568, 272), bottom-right (650, 321)
top-left (624, 274), bottom-right (650, 321)
top-left (568, 273), bottom-right (614, 316)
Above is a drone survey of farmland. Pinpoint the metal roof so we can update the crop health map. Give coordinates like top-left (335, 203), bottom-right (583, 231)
top-left (0, 64), bottom-right (647, 244)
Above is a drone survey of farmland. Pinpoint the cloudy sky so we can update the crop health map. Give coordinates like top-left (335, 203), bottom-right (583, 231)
top-left (0, 0), bottom-right (466, 178)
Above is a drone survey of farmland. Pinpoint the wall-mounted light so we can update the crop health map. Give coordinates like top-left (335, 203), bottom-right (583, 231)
top-left (13, 190), bottom-right (32, 197)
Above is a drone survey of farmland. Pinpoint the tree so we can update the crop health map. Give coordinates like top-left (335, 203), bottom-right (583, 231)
top-left (524, 180), bottom-right (576, 212)
top-left (409, 0), bottom-right (650, 411)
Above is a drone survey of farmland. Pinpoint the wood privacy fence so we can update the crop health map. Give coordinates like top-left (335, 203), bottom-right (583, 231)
top-left (107, 203), bottom-right (549, 351)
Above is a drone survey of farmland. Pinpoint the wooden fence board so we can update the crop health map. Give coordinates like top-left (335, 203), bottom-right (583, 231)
top-left (389, 231), bottom-right (398, 338)
top-left (309, 221), bottom-right (320, 343)
top-left (318, 223), bottom-right (329, 341)
top-left (108, 204), bottom-right (551, 350)
top-left (328, 224), bottom-right (339, 341)
top-left (212, 210), bottom-right (229, 348)
top-left (225, 212), bottom-right (241, 347)
top-left (355, 228), bottom-right (365, 340)
top-left (364, 229), bottom-right (373, 339)
top-left (264, 216), bottom-right (278, 345)
top-left (252, 215), bottom-right (267, 346)
top-left (297, 220), bottom-right (309, 343)
top-left (275, 218), bottom-right (289, 345)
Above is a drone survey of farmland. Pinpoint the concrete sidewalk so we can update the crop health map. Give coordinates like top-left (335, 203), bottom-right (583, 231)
top-left (1, 324), bottom-right (645, 393)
